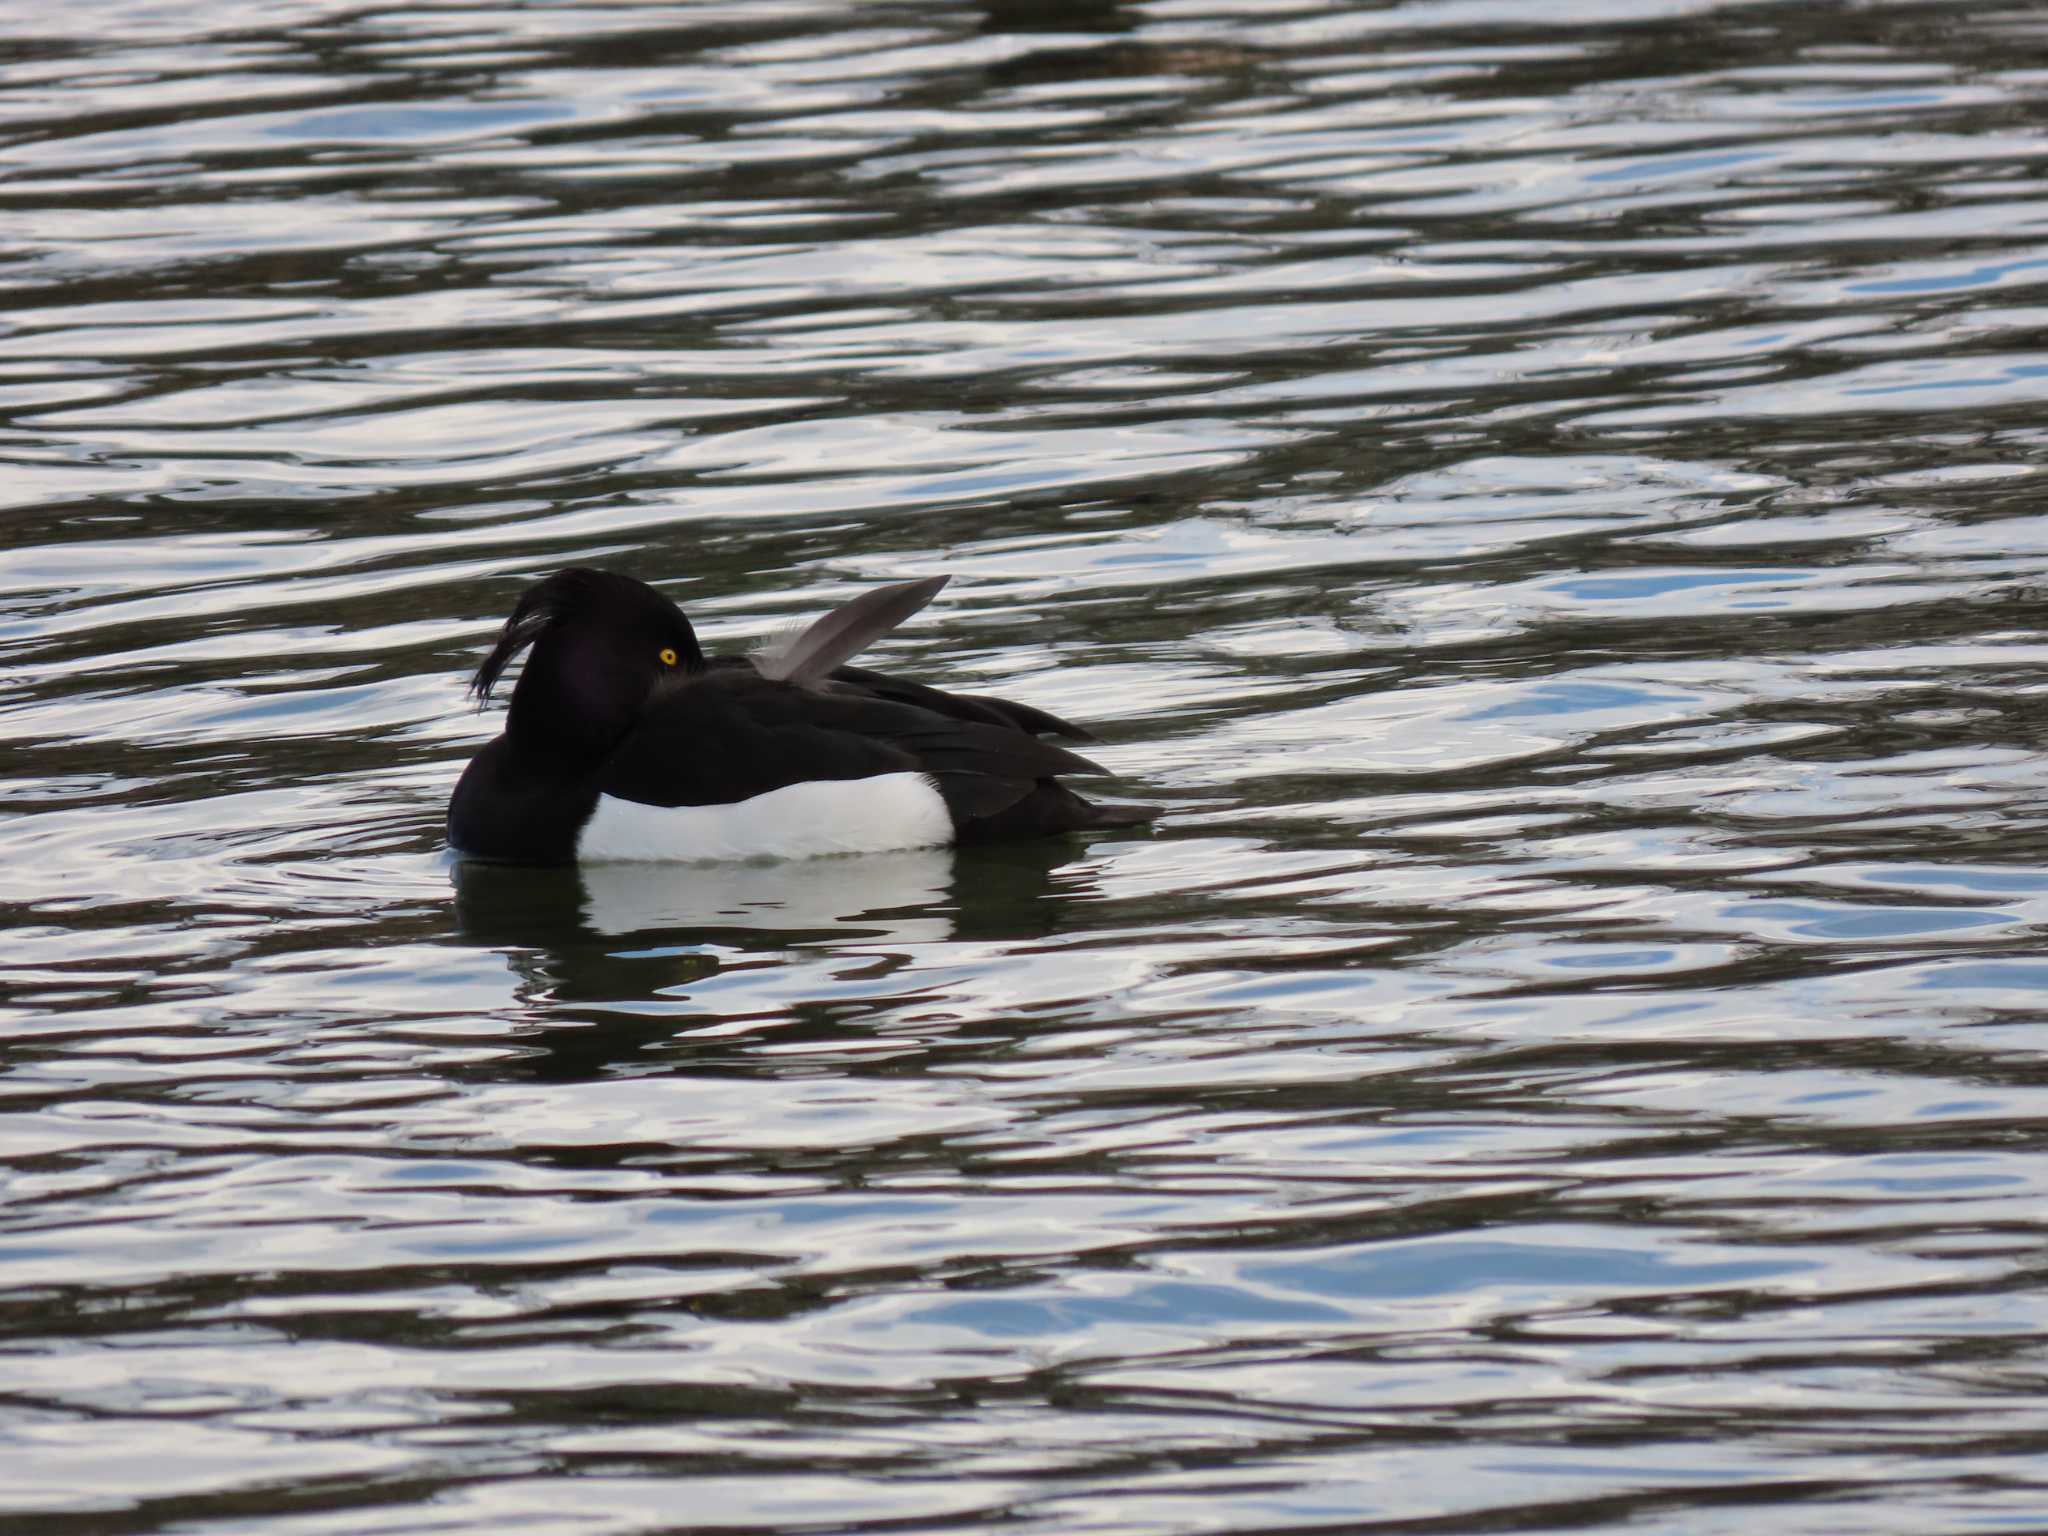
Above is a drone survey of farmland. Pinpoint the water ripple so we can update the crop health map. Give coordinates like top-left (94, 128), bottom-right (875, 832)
top-left (9, 2), bottom-right (2048, 1533)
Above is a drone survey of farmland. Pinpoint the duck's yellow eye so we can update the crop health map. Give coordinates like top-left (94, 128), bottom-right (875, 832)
top-left (658, 646), bottom-right (679, 667)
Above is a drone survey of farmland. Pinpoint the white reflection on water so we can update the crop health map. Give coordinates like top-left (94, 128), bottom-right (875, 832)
top-left (578, 848), bottom-right (958, 939)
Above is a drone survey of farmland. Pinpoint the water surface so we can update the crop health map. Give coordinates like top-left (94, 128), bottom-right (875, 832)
top-left (9, 1), bottom-right (2048, 1531)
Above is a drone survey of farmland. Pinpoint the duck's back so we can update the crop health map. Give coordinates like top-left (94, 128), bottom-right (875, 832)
top-left (594, 664), bottom-right (1141, 849)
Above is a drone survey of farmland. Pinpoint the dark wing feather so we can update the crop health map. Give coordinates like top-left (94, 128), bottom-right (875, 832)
top-left (703, 655), bottom-right (1095, 742)
top-left (825, 665), bottom-right (1097, 742)
top-left (752, 576), bottom-right (948, 685)
top-left (601, 668), bottom-right (1107, 811)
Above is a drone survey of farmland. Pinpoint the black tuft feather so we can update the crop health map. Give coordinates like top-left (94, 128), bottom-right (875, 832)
top-left (470, 568), bottom-right (698, 704)
top-left (471, 583), bottom-right (560, 703)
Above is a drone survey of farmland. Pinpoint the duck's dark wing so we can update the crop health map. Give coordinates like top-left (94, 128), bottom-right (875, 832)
top-left (702, 655), bottom-right (1096, 742)
top-left (600, 667), bottom-right (1111, 826)
top-left (828, 664), bottom-right (1097, 742)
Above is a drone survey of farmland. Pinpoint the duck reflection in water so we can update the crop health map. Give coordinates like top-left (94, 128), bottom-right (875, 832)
top-left (450, 838), bottom-right (1100, 1081)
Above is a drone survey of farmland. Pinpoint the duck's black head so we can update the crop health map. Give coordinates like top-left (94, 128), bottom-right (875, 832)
top-left (474, 568), bottom-right (704, 762)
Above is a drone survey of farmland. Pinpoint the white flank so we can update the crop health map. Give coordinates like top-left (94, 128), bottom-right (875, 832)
top-left (576, 772), bottom-right (953, 863)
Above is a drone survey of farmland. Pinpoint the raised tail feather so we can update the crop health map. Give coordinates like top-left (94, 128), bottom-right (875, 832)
top-left (753, 576), bottom-right (950, 686)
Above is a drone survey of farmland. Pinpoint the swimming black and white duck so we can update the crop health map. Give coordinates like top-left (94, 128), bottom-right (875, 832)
top-left (447, 568), bottom-right (1152, 864)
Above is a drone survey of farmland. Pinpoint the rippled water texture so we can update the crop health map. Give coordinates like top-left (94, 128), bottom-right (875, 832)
top-left (10, 1), bottom-right (2048, 1530)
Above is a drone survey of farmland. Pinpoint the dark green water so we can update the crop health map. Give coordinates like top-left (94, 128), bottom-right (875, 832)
top-left (9, 2), bottom-right (2048, 1530)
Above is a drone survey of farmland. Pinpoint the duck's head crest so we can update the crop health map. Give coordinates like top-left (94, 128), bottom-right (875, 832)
top-left (471, 569), bottom-right (700, 701)
top-left (471, 569), bottom-right (704, 755)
